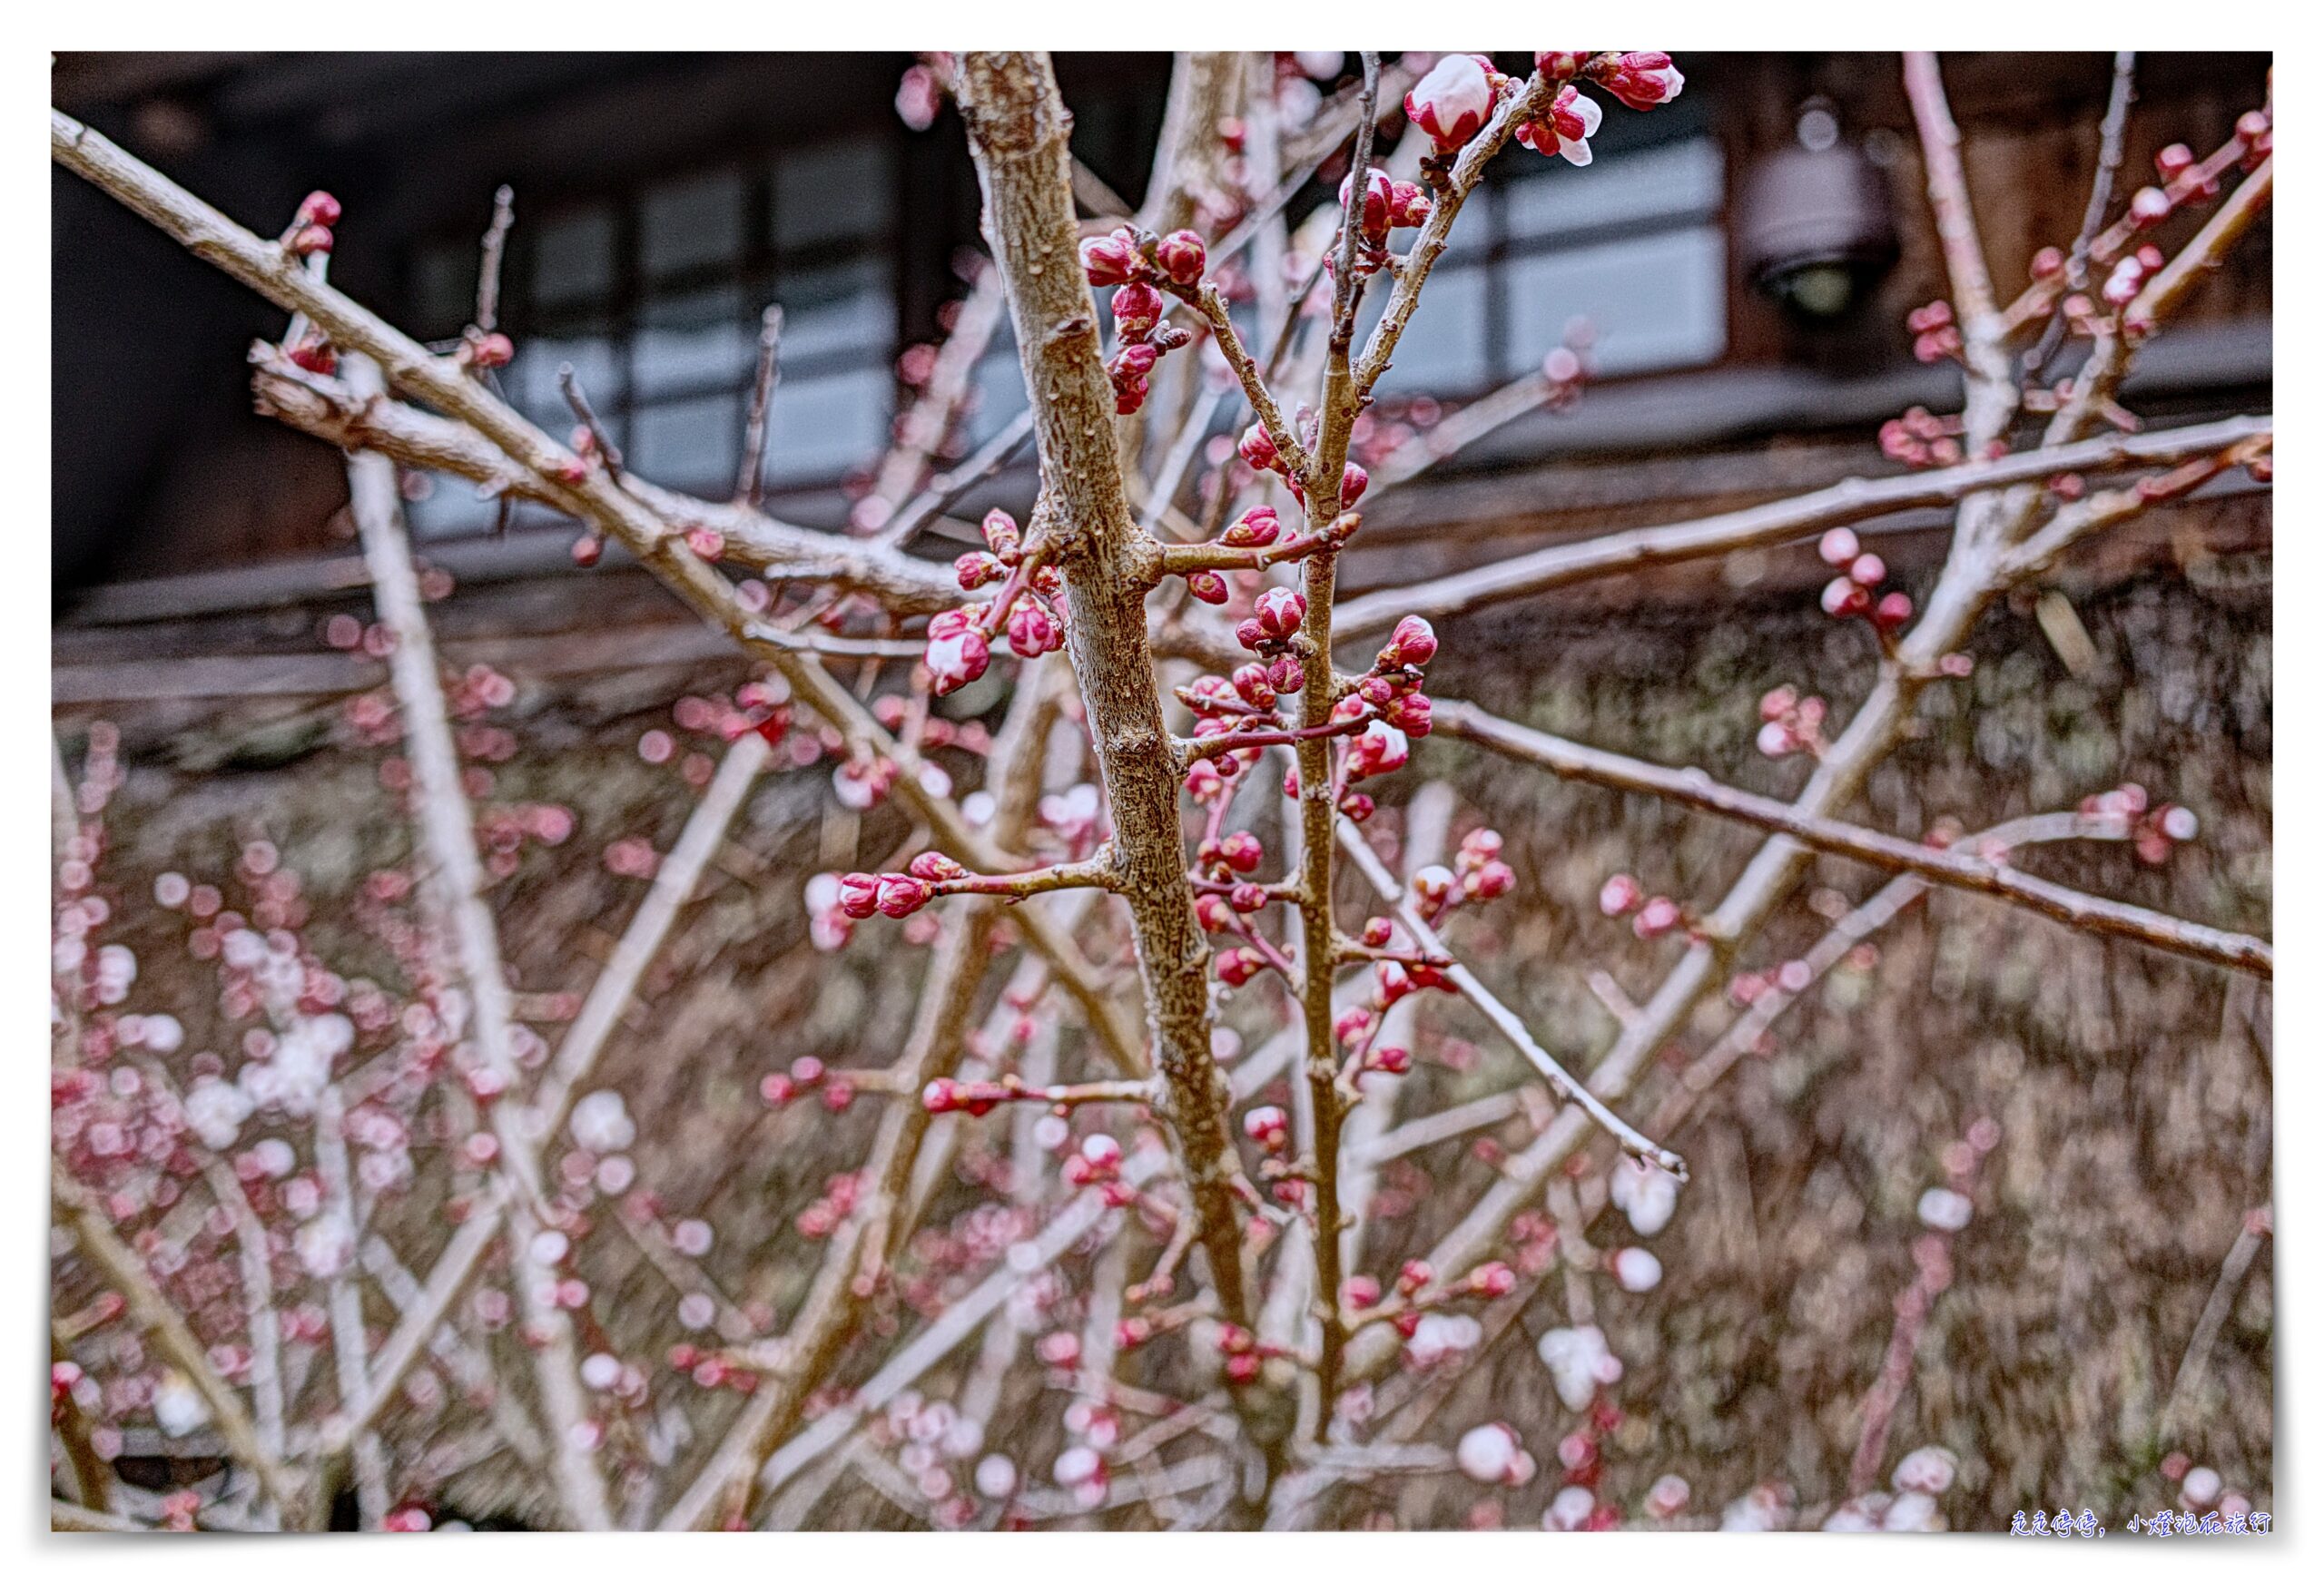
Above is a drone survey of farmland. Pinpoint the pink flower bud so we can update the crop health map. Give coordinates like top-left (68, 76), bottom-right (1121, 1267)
top-left (924, 626), bottom-right (990, 695)
top-left (1398, 1258), bottom-right (1433, 1295)
top-left (1221, 505), bottom-right (1282, 547)
top-left (1254, 586), bottom-right (1307, 639)
top-left (874, 874), bottom-right (932, 919)
top-left (1005, 599), bottom-right (1062, 657)
top-left (1218, 831), bottom-right (1264, 872)
top-left (1633, 896), bottom-right (1681, 939)
top-left (2128, 186), bottom-right (2172, 227)
top-left (1380, 614), bottom-right (1439, 669)
top-left (1821, 576), bottom-right (1871, 618)
top-left (1216, 947), bottom-right (1265, 987)
top-left (296, 190), bottom-right (343, 227)
top-left (1404, 54), bottom-right (1496, 153)
top-left (955, 551), bottom-right (1004, 589)
top-left (1344, 1274), bottom-right (1382, 1310)
top-left (1184, 570), bottom-right (1229, 605)
top-left (1599, 874), bottom-right (1643, 916)
top-left (1385, 692), bottom-right (1433, 736)
top-left (1370, 1044), bottom-right (1410, 1075)
top-left (1817, 526), bottom-right (1861, 566)
top-left (1470, 1260), bottom-right (1517, 1296)
top-left (1244, 1105), bottom-right (1290, 1150)
top-left (1387, 181), bottom-right (1433, 231)
top-left (980, 508), bottom-right (1020, 556)
top-left (289, 223), bottom-right (335, 258)
top-left (1235, 617), bottom-right (1266, 651)
top-left (571, 534), bottom-right (603, 567)
top-left (1110, 281), bottom-right (1167, 341)
top-left (907, 852), bottom-right (968, 882)
top-left (2155, 143), bottom-right (2195, 181)
top-left (1592, 51), bottom-right (1686, 111)
top-left (1154, 228), bottom-right (1206, 287)
top-left (1338, 165), bottom-right (1395, 244)
top-left (1874, 591), bottom-right (1914, 633)
top-left (837, 872), bottom-right (881, 919)
top-left (1079, 228), bottom-right (1142, 287)
top-left (1237, 421), bottom-right (1283, 474)
top-left (287, 334), bottom-right (337, 376)
top-left (1340, 461), bottom-right (1370, 506)
top-left (1516, 84), bottom-right (1602, 166)
top-left (1231, 663), bottom-right (1276, 708)
top-left (1847, 552), bottom-right (1886, 587)
top-left (1267, 654), bottom-right (1305, 694)
top-left (1534, 52), bottom-right (1589, 80)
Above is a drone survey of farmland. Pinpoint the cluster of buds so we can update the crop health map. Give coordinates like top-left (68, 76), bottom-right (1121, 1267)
top-left (1754, 684), bottom-right (1828, 761)
top-left (1407, 826), bottom-right (1514, 924)
top-left (2075, 782), bottom-right (2201, 865)
top-left (1814, 526), bottom-right (1913, 638)
top-left (1234, 585), bottom-right (1308, 655)
top-left (1877, 404), bottom-right (1966, 469)
top-left (1059, 1133), bottom-right (1137, 1205)
top-left (1081, 222), bottom-right (1208, 414)
top-left (1906, 299), bottom-right (1963, 365)
top-left (927, 509), bottom-right (1065, 694)
top-left (830, 850), bottom-right (998, 926)
top-left (1597, 871), bottom-right (1697, 942)
top-left (284, 189), bottom-right (339, 258)
top-left (757, 1054), bottom-right (856, 1114)
top-left (1334, 165), bottom-right (1433, 276)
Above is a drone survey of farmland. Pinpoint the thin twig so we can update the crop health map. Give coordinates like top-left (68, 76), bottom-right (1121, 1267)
top-left (735, 305), bottom-right (784, 506)
top-left (473, 183), bottom-right (515, 334)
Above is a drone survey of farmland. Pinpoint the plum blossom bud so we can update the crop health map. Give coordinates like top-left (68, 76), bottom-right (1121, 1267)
top-left (955, 551), bottom-right (1004, 589)
top-left (1404, 54), bottom-right (1496, 154)
top-left (1822, 576), bottom-right (1872, 618)
top-left (980, 507), bottom-right (1021, 556)
top-left (1456, 1421), bottom-right (1531, 1486)
top-left (1917, 1186), bottom-right (1973, 1231)
top-left (2181, 1465), bottom-right (2221, 1508)
top-left (288, 334), bottom-right (337, 376)
top-left (1386, 181), bottom-right (1432, 231)
top-left (1338, 165), bottom-right (1395, 245)
top-left (924, 625), bottom-right (990, 695)
top-left (1184, 570), bottom-right (1229, 605)
top-left (1339, 461), bottom-right (1370, 506)
top-left (1848, 553), bottom-right (1886, 586)
top-left (1267, 654), bottom-right (1305, 694)
top-left (1243, 1105), bottom-right (1290, 1150)
top-left (296, 190), bottom-right (343, 228)
top-left (1238, 421), bottom-right (1284, 474)
top-left (1218, 831), bottom-right (1264, 872)
top-left (1599, 873), bottom-right (1642, 916)
top-left (1348, 719), bottom-right (1411, 779)
top-left (1080, 227), bottom-right (1143, 287)
top-left (1874, 591), bottom-right (1915, 633)
top-left (1384, 692), bottom-right (1432, 736)
top-left (1397, 1258), bottom-right (1433, 1295)
top-left (1534, 52), bottom-right (1589, 80)
top-left (1592, 52), bottom-right (1686, 111)
top-left (1469, 1260), bottom-right (1517, 1297)
top-left (2161, 804), bottom-right (2200, 841)
top-left (1377, 615), bottom-right (1438, 671)
top-left (1543, 1485), bottom-right (1598, 1531)
top-left (907, 852), bottom-right (968, 882)
top-left (1154, 229), bottom-right (1206, 287)
top-left (1610, 1247), bottom-right (1663, 1292)
top-left (1230, 664), bottom-right (1276, 708)
top-left (289, 223), bottom-right (334, 257)
top-left (2129, 186), bottom-right (2172, 227)
top-left (1818, 526), bottom-right (1862, 566)
top-left (1892, 1446), bottom-right (1958, 1495)
top-left (1537, 1324), bottom-right (1622, 1410)
top-left (1517, 84), bottom-right (1603, 166)
top-left (1079, 1132), bottom-right (1123, 1173)
top-left (1609, 1156), bottom-right (1680, 1236)
top-left (874, 874), bottom-right (933, 919)
top-left (1413, 864), bottom-right (1456, 909)
top-left (1644, 1475), bottom-right (1692, 1519)
top-left (837, 872), bottom-right (881, 919)
top-left (1254, 586), bottom-right (1307, 639)
top-left (1344, 1274), bottom-right (1381, 1310)
top-left (1110, 281), bottom-right (1167, 341)
top-left (1633, 896), bottom-right (1681, 939)
top-left (1005, 599), bottom-right (1062, 657)
top-left (1222, 505), bottom-right (1282, 547)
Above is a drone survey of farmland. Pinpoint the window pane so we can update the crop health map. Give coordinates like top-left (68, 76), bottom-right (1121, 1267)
top-left (1503, 138), bottom-right (1723, 243)
top-left (773, 143), bottom-right (891, 251)
top-left (642, 169), bottom-right (745, 280)
top-left (631, 392), bottom-right (741, 494)
top-left (533, 205), bottom-right (616, 310)
top-left (778, 260), bottom-right (892, 366)
top-left (1362, 263), bottom-right (1488, 393)
top-left (764, 369), bottom-right (892, 485)
top-left (635, 285), bottom-right (751, 399)
top-left (1506, 225), bottom-right (1727, 378)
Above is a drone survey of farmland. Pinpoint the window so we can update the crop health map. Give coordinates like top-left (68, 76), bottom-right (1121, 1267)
top-left (1356, 117), bottom-right (1727, 395)
top-left (403, 139), bottom-right (900, 539)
